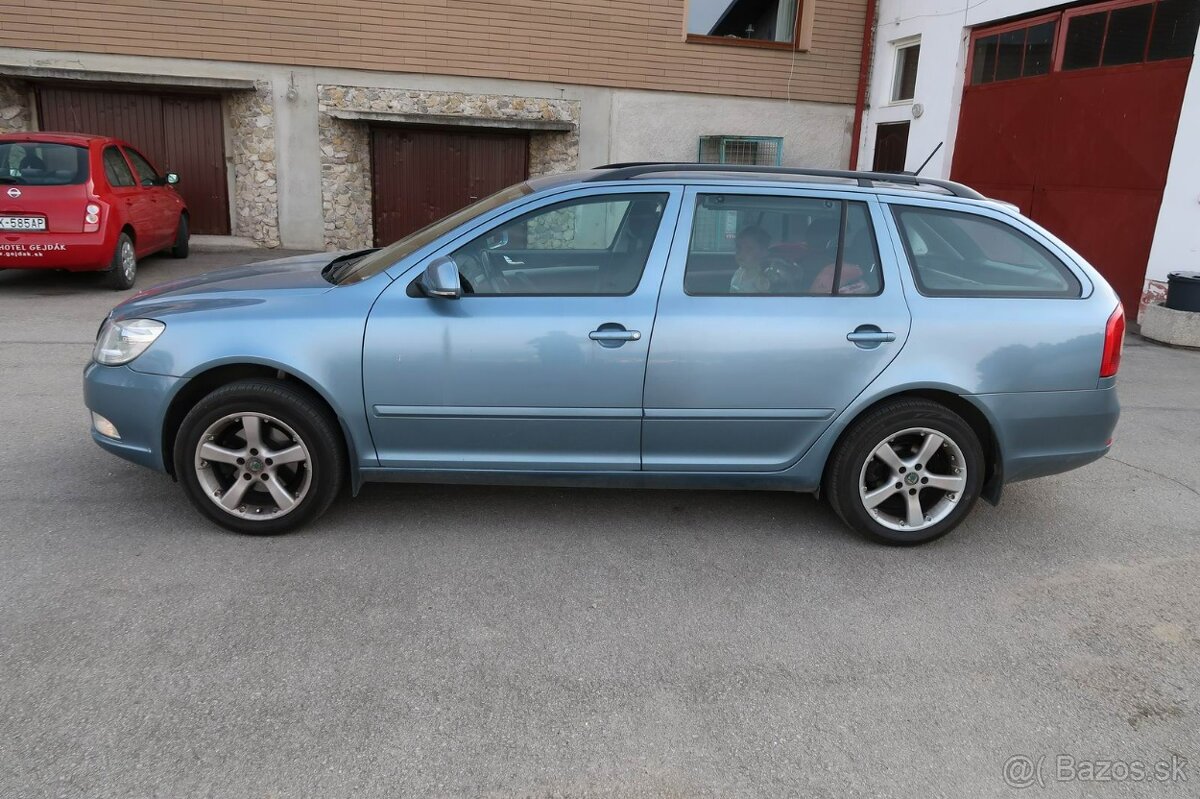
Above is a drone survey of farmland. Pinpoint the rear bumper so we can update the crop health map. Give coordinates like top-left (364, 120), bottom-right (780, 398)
top-left (83, 361), bottom-right (185, 473)
top-left (974, 385), bottom-right (1119, 484)
top-left (1, 231), bottom-right (113, 270)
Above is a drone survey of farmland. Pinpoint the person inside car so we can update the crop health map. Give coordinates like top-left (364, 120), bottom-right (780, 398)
top-left (808, 229), bottom-right (877, 294)
top-left (730, 226), bottom-right (778, 293)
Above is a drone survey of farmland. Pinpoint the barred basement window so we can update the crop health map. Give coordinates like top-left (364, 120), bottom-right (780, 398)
top-left (698, 136), bottom-right (783, 166)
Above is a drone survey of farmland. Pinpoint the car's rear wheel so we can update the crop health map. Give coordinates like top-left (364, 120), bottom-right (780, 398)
top-left (104, 233), bottom-right (136, 290)
top-left (170, 214), bottom-right (189, 258)
top-left (825, 398), bottom-right (984, 545)
top-left (174, 379), bottom-right (345, 535)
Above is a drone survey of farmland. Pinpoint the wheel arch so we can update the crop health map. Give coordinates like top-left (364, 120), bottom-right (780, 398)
top-left (820, 386), bottom-right (1004, 505)
top-left (161, 361), bottom-right (358, 490)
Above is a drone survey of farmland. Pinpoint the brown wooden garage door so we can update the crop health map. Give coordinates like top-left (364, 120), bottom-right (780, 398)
top-left (36, 86), bottom-right (230, 235)
top-left (371, 126), bottom-right (528, 246)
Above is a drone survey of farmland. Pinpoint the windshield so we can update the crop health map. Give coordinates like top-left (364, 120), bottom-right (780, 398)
top-left (331, 181), bottom-right (535, 285)
top-left (0, 142), bottom-right (89, 186)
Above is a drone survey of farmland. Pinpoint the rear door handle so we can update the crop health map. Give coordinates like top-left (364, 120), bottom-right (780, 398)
top-left (846, 331), bottom-right (896, 343)
top-left (589, 329), bottom-right (641, 342)
top-left (502, 255), bottom-right (524, 266)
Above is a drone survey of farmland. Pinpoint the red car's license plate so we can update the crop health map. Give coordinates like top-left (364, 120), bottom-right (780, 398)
top-left (0, 215), bottom-right (47, 231)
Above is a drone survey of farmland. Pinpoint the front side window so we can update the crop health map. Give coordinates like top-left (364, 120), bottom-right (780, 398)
top-left (102, 147), bottom-right (135, 188)
top-left (684, 194), bottom-right (881, 297)
top-left (687, 0), bottom-right (802, 47)
top-left (124, 148), bottom-right (161, 186)
top-left (450, 193), bottom-right (668, 296)
top-left (892, 206), bottom-right (1082, 298)
top-left (0, 142), bottom-right (89, 186)
top-left (892, 40), bottom-right (921, 101)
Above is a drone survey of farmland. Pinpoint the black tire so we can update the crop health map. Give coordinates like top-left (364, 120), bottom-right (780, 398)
top-left (170, 214), bottom-right (189, 258)
top-left (104, 233), bottom-right (136, 290)
top-left (173, 379), bottom-right (345, 535)
top-left (824, 398), bottom-right (985, 546)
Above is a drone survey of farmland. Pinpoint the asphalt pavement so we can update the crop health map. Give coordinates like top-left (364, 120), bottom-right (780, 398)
top-left (1, 250), bottom-right (1198, 798)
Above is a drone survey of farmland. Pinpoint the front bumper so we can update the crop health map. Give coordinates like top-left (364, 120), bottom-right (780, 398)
top-left (83, 362), bottom-right (186, 472)
top-left (975, 384), bottom-right (1119, 484)
top-left (1, 231), bottom-right (113, 271)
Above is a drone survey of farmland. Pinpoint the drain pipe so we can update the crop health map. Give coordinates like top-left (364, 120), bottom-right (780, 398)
top-left (848, 0), bottom-right (878, 170)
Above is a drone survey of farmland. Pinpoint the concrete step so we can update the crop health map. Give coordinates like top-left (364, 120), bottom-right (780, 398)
top-left (189, 235), bottom-right (263, 252)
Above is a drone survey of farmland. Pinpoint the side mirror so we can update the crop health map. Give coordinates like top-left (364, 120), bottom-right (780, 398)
top-left (165, 172), bottom-right (179, 185)
top-left (418, 256), bottom-right (462, 299)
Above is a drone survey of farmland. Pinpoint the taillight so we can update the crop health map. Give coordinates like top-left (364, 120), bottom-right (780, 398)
top-left (84, 199), bottom-right (104, 233)
top-left (1100, 303), bottom-right (1125, 378)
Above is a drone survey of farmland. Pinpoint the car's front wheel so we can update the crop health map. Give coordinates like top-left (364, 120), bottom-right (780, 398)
top-left (825, 398), bottom-right (984, 545)
top-left (174, 379), bottom-right (345, 535)
top-left (170, 214), bottom-right (189, 258)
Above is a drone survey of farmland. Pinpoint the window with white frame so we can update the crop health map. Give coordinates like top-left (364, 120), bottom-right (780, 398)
top-left (891, 38), bottom-right (921, 102)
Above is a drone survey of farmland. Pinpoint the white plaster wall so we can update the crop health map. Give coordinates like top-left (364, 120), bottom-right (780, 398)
top-left (1145, 33), bottom-right (1200, 286)
top-left (609, 89), bottom-right (853, 168)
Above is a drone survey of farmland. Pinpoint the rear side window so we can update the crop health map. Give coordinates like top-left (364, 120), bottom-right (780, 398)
top-left (891, 206), bottom-right (1081, 298)
top-left (102, 147), bottom-right (135, 188)
top-left (0, 142), bottom-right (89, 186)
top-left (684, 194), bottom-right (881, 296)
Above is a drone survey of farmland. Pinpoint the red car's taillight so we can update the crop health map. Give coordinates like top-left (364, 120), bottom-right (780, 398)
top-left (83, 199), bottom-right (104, 233)
top-left (1100, 303), bottom-right (1125, 378)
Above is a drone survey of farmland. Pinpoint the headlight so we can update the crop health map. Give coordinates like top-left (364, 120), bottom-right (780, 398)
top-left (92, 318), bottom-right (165, 365)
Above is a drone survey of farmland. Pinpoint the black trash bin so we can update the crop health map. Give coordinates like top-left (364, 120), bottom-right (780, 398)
top-left (1166, 271), bottom-right (1200, 312)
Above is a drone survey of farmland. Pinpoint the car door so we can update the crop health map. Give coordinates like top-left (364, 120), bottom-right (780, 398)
top-left (101, 146), bottom-right (158, 254)
top-left (641, 185), bottom-right (912, 471)
top-left (363, 186), bottom-right (682, 470)
top-left (100, 145), bottom-right (147, 245)
top-left (122, 146), bottom-right (176, 250)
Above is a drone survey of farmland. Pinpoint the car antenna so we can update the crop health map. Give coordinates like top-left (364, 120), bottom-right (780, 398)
top-left (913, 141), bottom-right (944, 176)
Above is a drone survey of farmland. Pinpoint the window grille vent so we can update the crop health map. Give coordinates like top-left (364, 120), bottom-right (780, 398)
top-left (698, 135), bottom-right (783, 166)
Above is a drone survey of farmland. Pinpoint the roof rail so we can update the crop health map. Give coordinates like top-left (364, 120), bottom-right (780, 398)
top-left (585, 162), bottom-right (986, 200)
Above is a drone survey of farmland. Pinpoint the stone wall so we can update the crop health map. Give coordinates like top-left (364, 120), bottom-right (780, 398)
top-left (226, 82), bottom-right (280, 247)
top-left (0, 79), bottom-right (31, 134)
top-left (318, 113), bottom-right (372, 251)
top-left (317, 85), bottom-right (580, 250)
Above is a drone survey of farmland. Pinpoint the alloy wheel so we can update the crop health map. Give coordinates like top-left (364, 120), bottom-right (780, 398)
top-left (120, 239), bottom-right (136, 281)
top-left (858, 426), bottom-right (967, 532)
top-left (193, 412), bottom-right (312, 520)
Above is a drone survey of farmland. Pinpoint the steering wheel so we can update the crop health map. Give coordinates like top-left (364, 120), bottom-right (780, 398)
top-left (478, 248), bottom-right (511, 293)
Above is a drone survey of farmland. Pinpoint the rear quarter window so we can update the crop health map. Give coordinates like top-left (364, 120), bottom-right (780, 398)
top-left (891, 205), bottom-right (1082, 298)
top-left (0, 142), bottom-right (89, 186)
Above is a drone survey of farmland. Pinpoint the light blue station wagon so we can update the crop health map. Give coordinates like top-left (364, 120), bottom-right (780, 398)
top-left (84, 164), bottom-right (1124, 544)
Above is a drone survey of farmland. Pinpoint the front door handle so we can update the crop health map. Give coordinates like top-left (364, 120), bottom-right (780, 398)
top-left (502, 255), bottom-right (524, 266)
top-left (589, 324), bottom-right (641, 348)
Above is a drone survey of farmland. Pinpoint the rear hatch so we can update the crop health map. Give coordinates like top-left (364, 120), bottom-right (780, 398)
top-left (0, 140), bottom-right (90, 233)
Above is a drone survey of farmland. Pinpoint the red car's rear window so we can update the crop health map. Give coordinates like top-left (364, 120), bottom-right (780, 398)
top-left (0, 141), bottom-right (89, 186)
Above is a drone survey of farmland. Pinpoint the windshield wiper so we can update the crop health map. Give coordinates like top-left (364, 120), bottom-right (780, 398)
top-left (322, 248), bottom-right (378, 284)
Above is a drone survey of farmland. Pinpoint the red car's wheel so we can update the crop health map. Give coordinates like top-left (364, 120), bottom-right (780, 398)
top-left (103, 233), bottom-right (136, 290)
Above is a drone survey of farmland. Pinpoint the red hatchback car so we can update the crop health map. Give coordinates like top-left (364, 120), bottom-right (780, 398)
top-left (0, 132), bottom-right (188, 289)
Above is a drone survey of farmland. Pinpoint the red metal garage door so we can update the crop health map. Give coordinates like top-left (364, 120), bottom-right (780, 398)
top-left (950, 1), bottom-right (1195, 312)
top-left (371, 126), bottom-right (528, 246)
top-left (35, 86), bottom-right (230, 235)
